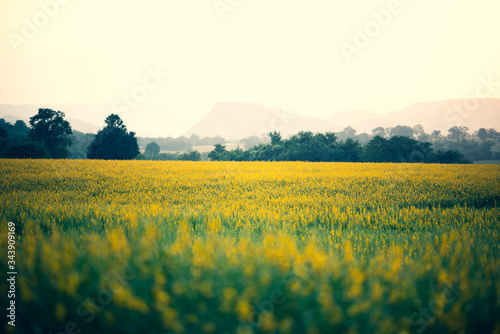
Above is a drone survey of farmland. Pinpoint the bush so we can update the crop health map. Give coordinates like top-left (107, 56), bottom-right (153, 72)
top-left (5, 140), bottom-right (49, 159)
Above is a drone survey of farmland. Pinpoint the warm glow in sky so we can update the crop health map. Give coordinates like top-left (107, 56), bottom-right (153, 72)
top-left (1, 0), bottom-right (499, 136)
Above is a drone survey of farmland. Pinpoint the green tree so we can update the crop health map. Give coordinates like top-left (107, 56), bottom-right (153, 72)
top-left (208, 144), bottom-right (227, 161)
top-left (0, 119), bottom-right (30, 138)
top-left (269, 131), bottom-right (281, 146)
top-left (28, 108), bottom-right (72, 158)
top-left (179, 151), bottom-right (201, 161)
top-left (226, 147), bottom-right (249, 161)
top-left (337, 138), bottom-right (361, 162)
top-left (413, 124), bottom-right (430, 142)
top-left (14, 120), bottom-right (30, 134)
top-left (477, 128), bottom-right (488, 141)
top-left (388, 125), bottom-right (414, 138)
top-left (431, 130), bottom-right (441, 141)
top-left (0, 127), bottom-right (10, 158)
top-left (342, 126), bottom-right (357, 138)
top-left (431, 150), bottom-right (469, 164)
top-left (362, 136), bottom-right (431, 162)
top-left (0, 126), bottom-right (7, 139)
top-left (87, 114), bottom-right (139, 160)
top-left (68, 131), bottom-right (95, 159)
top-left (6, 140), bottom-right (49, 159)
top-left (362, 136), bottom-right (390, 162)
top-left (486, 128), bottom-right (499, 141)
top-left (372, 126), bottom-right (385, 137)
top-left (447, 126), bottom-right (468, 141)
top-left (145, 142), bottom-right (160, 156)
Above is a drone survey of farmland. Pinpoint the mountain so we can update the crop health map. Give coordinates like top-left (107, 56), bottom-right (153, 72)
top-left (386, 99), bottom-right (500, 132)
top-left (326, 99), bottom-right (500, 134)
top-left (183, 102), bottom-right (336, 139)
top-left (0, 105), bottom-right (38, 121)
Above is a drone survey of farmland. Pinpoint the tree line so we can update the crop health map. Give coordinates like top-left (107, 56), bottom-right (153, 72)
top-left (1, 108), bottom-right (499, 163)
top-left (207, 131), bottom-right (471, 163)
top-left (0, 109), bottom-right (138, 160)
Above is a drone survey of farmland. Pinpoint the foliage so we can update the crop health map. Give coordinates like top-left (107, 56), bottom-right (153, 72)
top-left (478, 128), bottom-right (488, 141)
top-left (0, 119), bottom-right (30, 138)
top-left (68, 131), bottom-right (95, 159)
top-left (3, 115), bottom-right (499, 162)
top-left (431, 150), bottom-right (469, 164)
top-left (336, 126), bottom-right (357, 141)
top-left (28, 108), bottom-right (73, 158)
top-left (179, 151), bottom-right (201, 161)
top-left (87, 114), bottom-right (139, 160)
top-left (145, 142), bottom-right (161, 157)
top-left (210, 133), bottom-right (468, 164)
top-left (447, 126), bottom-right (469, 142)
top-left (362, 136), bottom-right (433, 163)
top-left (388, 125), bottom-right (414, 138)
top-left (208, 144), bottom-right (228, 161)
top-left (4, 140), bottom-right (49, 159)
top-left (157, 152), bottom-right (182, 161)
top-left (0, 160), bottom-right (499, 333)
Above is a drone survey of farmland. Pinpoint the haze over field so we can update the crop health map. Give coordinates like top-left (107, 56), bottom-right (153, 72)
top-left (1, 1), bottom-right (500, 137)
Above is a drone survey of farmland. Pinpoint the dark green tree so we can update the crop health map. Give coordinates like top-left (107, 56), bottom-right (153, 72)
top-left (362, 136), bottom-right (432, 162)
top-left (0, 127), bottom-right (10, 158)
top-left (0, 126), bottom-right (8, 139)
top-left (431, 150), bottom-right (469, 164)
top-left (6, 140), bottom-right (49, 159)
top-left (269, 131), bottom-right (281, 146)
top-left (14, 120), bottom-right (30, 133)
top-left (87, 114), bottom-right (139, 160)
top-left (0, 119), bottom-right (30, 138)
top-left (226, 147), bottom-right (249, 161)
top-left (388, 136), bottom-right (431, 162)
top-left (362, 136), bottom-right (391, 162)
top-left (325, 132), bottom-right (337, 144)
top-left (338, 138), bottom-right (361, 162)
top-left (208, 144), bottom-right (227, 161)
top-left (28, 108), bottom-right (72, 158)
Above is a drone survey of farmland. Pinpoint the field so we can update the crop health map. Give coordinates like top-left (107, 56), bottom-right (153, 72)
top-left (1, 159), bottom-right (499, 334)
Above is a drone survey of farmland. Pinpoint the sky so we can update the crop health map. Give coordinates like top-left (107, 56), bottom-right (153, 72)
top-left (1, 0), bottom-right (499, 137)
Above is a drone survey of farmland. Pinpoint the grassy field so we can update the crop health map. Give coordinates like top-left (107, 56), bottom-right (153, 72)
top-left (1, 159), bottom-right (499, 334)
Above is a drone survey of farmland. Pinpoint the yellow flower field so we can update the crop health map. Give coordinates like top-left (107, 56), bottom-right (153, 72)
top-left (0, 159), bottom-right (499, 333)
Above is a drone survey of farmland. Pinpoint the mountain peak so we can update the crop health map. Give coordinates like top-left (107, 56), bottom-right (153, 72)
top-left (183, 102), bottom-right (336, 139)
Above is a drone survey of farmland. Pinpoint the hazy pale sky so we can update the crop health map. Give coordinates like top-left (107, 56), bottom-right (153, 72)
top-left (1, 0), bottom-right (499, 136)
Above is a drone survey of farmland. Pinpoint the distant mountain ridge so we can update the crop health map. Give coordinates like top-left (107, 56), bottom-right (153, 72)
top-left (184, 99), bottom-right (500, 139)
top-left (182, 102), bottom-right (335, 140)
top-left (1, 99), bottom-right (499, 139)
